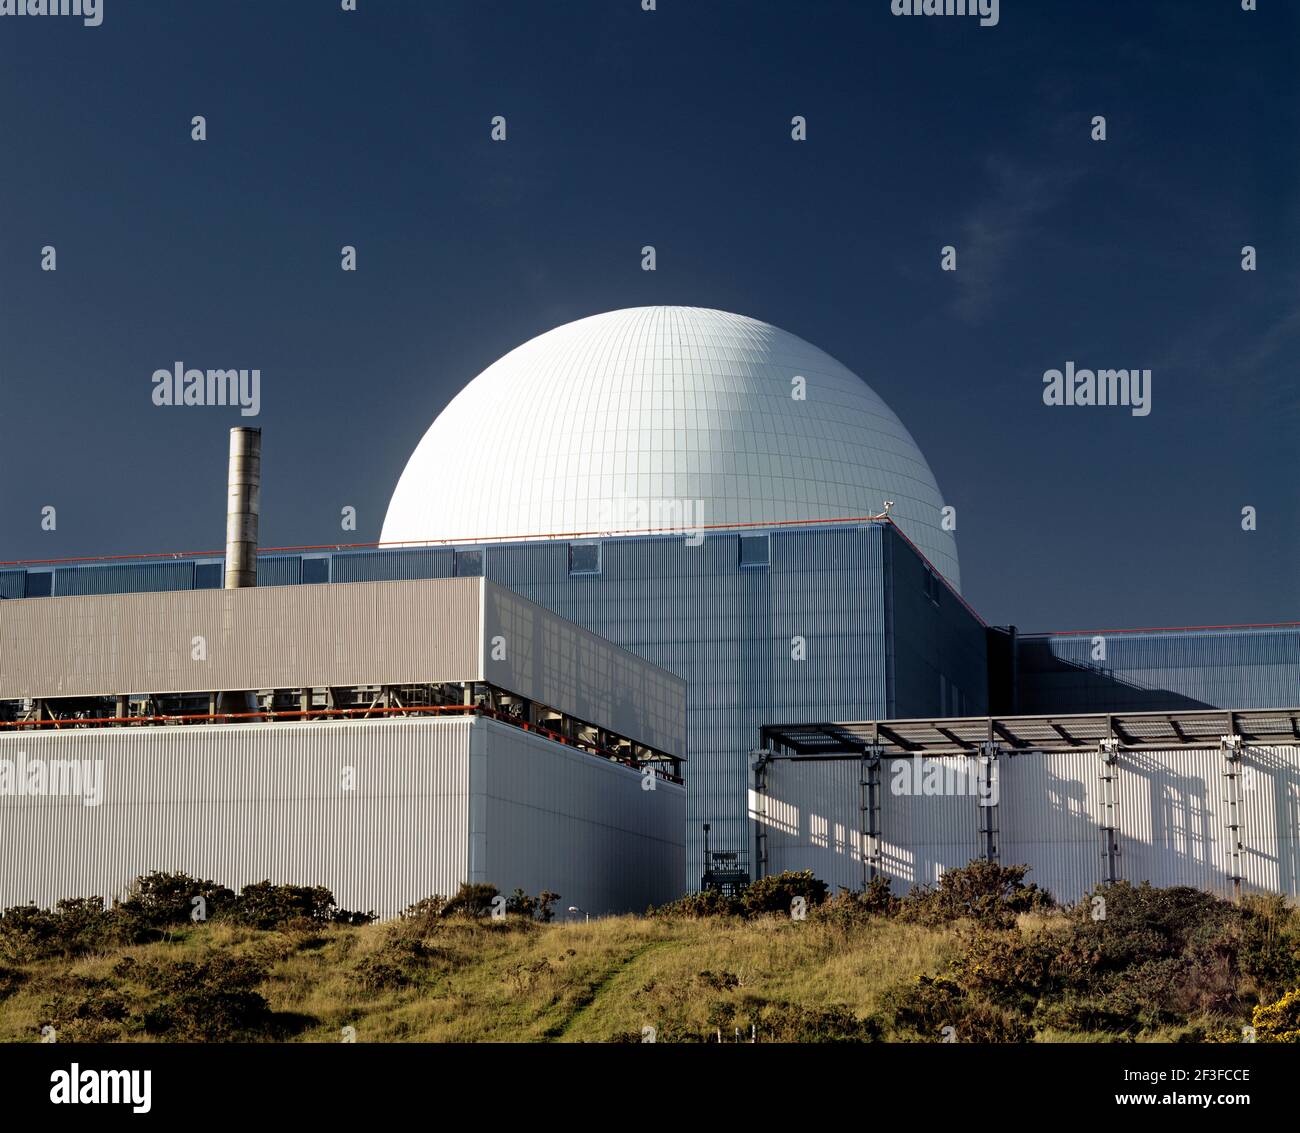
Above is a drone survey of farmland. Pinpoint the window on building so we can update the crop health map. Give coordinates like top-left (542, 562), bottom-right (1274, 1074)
top-left (194, 562), bottom-right (222, 590)
top-left (301, 557), bottom-right (330, 584)
top-left (739, 534), bottom-right (770, 569)
top-left (568, 542), bottom-right (601, 576)
top-left (925, 568), bottom-right (941, 606)
top-left (453, 549), bottom-right (483, 577)
top-left (25, 571), bottom-right (52, 598)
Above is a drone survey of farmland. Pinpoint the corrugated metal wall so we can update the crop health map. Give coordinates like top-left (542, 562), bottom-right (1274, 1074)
top-left (470, 721), bottom-right (686, 913)
top-left (1017, 626), bottom-right (1300, 713)
top-left (483, 525), bottom-right (893, 889)
top-left (483, 582), bottom-right (685, 757)
top-left (330, 547), bottom-right (453, 583)
top-left (0, 576), bottom-right (686, 755)
top-left (256, 555), bottom-right (302, 587)
top-left (0, 571), bottom-right (27, 600)
top-left (760, 745), bottom-right (1300, 902)
top-left (885, 525), bottom-right (988, 718)
top-left (0, 576), bottom-right (485, 699)
top-left (53, 561), bottom-right (196, 597)
top-left (0, 715), bottom-right (687, 915)
top-left (0, 718), bottom-right (474, 916)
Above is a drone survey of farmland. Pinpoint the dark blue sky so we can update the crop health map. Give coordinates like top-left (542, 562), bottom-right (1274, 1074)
top-left (1, 0), bottom-right (1295, 631)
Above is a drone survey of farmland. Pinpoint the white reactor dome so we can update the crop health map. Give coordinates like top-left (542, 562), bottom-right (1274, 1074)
top-left (381, 306), bottom-right (960, 589)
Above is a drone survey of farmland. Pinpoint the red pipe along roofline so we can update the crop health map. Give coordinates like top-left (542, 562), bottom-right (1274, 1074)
top-left (2, 702), bottom-right (684, 783)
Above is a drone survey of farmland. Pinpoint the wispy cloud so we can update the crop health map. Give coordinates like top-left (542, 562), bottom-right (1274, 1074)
top-left (952, 157), bottom-right (1080, 325)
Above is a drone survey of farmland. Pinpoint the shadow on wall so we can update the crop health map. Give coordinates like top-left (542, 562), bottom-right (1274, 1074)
top-left (759, 746), bottom-right (1300, 903)
top-left (1015, 641), bottom-right (1214, 714)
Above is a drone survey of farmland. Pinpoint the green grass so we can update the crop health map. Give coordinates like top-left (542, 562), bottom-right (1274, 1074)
top-left (5, 871), bottom-right (1296, 1043)
top-left (0, 913), bottom-right (956, 1043)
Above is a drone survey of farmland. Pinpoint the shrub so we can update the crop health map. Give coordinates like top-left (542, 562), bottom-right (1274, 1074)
top-left (1251, 987), bottom-right (1300, 1043)
top-left (741, 870), bottom-right (828, 917)
top-left (901, 861), bottom-right (1052, 928)
top-left (1237, 895), bottom-right (1300, 999)
top-left (814, 879), bottom-right (898, 929)
top-left (353, 938), bottom-right (428, 991)
top-left (951, 928), bottom-right (1055, 1014)
top-left (753, 1001), bottom-right (881, 1043)
top-left (883, 974), bottom-right (1032, 1042)
top-left (139, 955), bottom-right (276, 1041)
top-left (0, 899), bottom-right (127, 962)
top-left (40, 974), bottom-right (130, 1042)
top-left (505, 888), bottom-right (562, 922)
top-left (119, 871), bottom-right (236, 930)
top-left (650, 889), bottom-right (742, 918)
top-left (232, 881), bottom-right (339, 929)
top-left (439, 883), bottom-right (500, 919)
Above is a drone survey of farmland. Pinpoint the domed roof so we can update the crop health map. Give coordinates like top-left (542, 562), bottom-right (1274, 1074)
top-left (381, 306), bottom-right (960, 589)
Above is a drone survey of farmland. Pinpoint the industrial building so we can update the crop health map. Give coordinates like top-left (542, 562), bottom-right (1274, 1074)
top-left (0, 573), bottom-right (686, 916)
top-left (1, 306), bottom-right (1296, 906)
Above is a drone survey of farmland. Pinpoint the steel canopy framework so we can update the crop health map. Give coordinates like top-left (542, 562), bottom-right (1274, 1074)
top-left (760, 707), bottom-right (1300, 760)
top-left (753, 707), bottom-right (1300, 900)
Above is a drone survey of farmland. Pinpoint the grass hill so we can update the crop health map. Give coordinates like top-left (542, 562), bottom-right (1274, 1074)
top-left (2, 864), bottom-right (1298, 1043)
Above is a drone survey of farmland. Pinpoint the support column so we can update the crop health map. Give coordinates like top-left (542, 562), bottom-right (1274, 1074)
top-left (1221, 734), bottom-right (1245, 901)
top-left (860, 745), bottom-right (884, 887)
top-left (1099, 738), bottom-right (1120, 885)
top-left (977, 741), bottom-right (1000, 862)
top-left (750, 750), bottom-right (771, 882)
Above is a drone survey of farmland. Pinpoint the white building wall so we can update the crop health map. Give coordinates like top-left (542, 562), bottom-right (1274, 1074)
top-left (0, 717), bottom-right (473, 916)
top-left (0, 715), bottom-right (686, 917)
top-left (470, 721), bottom-right (686, 913)
top-left (757, 746), bottom-right (1300, 903)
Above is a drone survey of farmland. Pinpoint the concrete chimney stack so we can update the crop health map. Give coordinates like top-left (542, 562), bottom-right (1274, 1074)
top-left (224, 426), bottom-right (261, 589)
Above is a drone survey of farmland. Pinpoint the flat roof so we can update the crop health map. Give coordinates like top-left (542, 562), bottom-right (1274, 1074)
top-left (761, 707), bottom-right (1300, 758)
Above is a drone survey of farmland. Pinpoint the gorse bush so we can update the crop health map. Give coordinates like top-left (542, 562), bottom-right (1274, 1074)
top-left (900, 861), bottom-right (1053, 928)
top-left (650, 871), bottom-right (829, 919)
top-left (139, 955), bottom-right (277, 1041)
top-left (120, 872), bottom-right (237, 928)
top-left (741, 870), bottom-right (828, 916)
top-left (1251, 987), bottom-right (1300, 1043)
top-left (399, 883), bottom-right (563, 929)
top-left (0, 873), bottom-right (374, 963)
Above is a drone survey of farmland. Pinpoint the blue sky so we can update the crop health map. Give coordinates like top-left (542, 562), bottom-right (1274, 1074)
top-left (0, 0), bottom-right (1295, 630)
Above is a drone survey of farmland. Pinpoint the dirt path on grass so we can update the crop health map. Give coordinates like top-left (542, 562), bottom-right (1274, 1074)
top-left (544, 938), bottom-right (683, 1041)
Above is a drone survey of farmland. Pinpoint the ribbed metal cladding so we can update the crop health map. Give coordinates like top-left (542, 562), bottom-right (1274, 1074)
top-left (469, 720), bottom-right (686, 913)
top-left (763, 745), bottom-right (1300, 903)
top-left (0, 576), bottom-right (485, 699)
top-left (757, 756), bottom-right (985, 895)
top-left (483, 582), bottom-right (686, 757)
top-left (1017, 626), bottom-right (1300, 713)
top-left (330, 548), bottom-right (453, 584)
top-left (53, 561), bottom-right (196, 597)
top-left (0, 571), bottom-right (26, 600)
top-left (0, 718), bottom-right (473, 916)
top-left (0, 715), bottom-right (685, 916)
top-left (484, 524), bottom-right (892, 889)
top-left (256, 555), bottom-right (302, 588)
